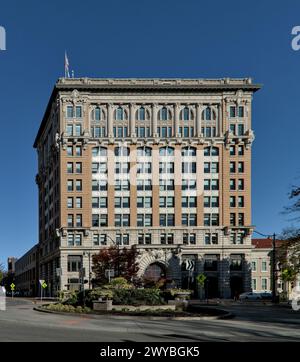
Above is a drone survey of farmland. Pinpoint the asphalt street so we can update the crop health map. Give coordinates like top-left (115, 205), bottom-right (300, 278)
top-left (0, 298), bottom-right (299, 342)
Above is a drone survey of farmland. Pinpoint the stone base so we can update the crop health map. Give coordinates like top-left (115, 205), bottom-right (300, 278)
top-left (93, 300), bottom-right (113, 311)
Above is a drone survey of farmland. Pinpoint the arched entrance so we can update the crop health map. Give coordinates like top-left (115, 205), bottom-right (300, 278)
top-left (230, 276), bottom-right (244, 298)
top-left (143, 262), bottom-right (165, 287)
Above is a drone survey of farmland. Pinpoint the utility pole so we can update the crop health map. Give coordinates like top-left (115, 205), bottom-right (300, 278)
top-left (271, 233), bottom-right (277, 303)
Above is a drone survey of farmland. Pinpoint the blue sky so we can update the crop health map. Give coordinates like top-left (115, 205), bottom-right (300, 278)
top-left (0, 0), bottom-right (300, 265)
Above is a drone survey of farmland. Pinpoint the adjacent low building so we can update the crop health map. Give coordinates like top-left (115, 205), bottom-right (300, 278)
top-left (251, 238), bottom-right (283, 294)
top-left (15, 244), bottom-right (39, 297)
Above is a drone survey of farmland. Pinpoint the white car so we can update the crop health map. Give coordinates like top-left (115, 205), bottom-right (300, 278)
top-left (239, 292), bottom-right (262, 301)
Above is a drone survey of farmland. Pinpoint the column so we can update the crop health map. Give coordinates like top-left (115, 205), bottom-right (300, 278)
top-left (196, 104), bottom-right (202, 137)
top-left (174, 103), bottom-right (180, 137)
top-left (152, 104), bottom-right (158, 137)
top-left (174, 144), bottom-right (182, 226)
top-left (152, 144), bottom-right (160, 226)
top-left (107, 103), bottom-right (114, 137)
top-left (130, 103), bottom-right (136, 137)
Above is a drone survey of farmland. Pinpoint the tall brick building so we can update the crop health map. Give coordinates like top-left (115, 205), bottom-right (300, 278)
top-left (34, 77), bottom-right (261, 298)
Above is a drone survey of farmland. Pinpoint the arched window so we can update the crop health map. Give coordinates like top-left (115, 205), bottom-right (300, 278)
top-left (92, 147), bottom-right (107, 157)
top-left (139, 107), bottom-right (145, 121)
top-left (160, 107), bottom-right (168, 121)
top-left (182, 146), bottom-right (196, 156)
top-left (204, 146), bottom-right (219, 156)
top-left (202, 107), bottom-right (216, 121)
top-left (159, 146), bottom-right (174, 156)
top-left (116, 107), bottom-right (124, 121)
top-left (114, 146), bottom-right (130, 157)
top-left (94, 107), bottom-right (101, 121)
top-left (137, 146), bottom-right (152, 157)
top-left (183, 107), bottom-right (190, 121)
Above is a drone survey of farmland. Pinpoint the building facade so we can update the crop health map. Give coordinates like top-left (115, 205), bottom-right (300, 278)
top-left (34, 77), bottom-right (261, 298)
top-left (251, 238), bottom-right (284, 294)
top-left (15, 244), bottom-right (39, 296)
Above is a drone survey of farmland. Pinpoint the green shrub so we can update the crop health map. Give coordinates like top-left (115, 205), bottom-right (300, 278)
top-left (113, 288), bottom-right (164, 306)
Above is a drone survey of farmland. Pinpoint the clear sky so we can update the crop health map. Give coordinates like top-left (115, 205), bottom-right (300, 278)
top-left (0, 0), bottom-right (300, 266)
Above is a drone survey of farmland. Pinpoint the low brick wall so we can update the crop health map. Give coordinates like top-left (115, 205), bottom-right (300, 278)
top-left (111, 304), bottom-right (175, 311)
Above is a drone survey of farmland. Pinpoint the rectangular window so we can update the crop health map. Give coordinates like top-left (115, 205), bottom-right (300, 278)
top-left (115, 197), bottom-right (122, 208)
top-left (230, 196), bottom-right (236, 207)
top-left (75, 234), bottom-right (82, 246)
top-left (100, 214), bottom-right (107, 227)
top-left (67, 197), bottom-right (73, 209)
top-left (238, 213), bottom-right (244, 226)
top-left (67, 106), bottom-right (73, 118)
top-left (211, 179), bottom-right (219, 190)
top-left (167, 196), bottom-right (174, 207)
top-left (230, 162), bottom-right (235, 173)
top-left (144, 197), bottom-right (152, 208)
top-left (238, 145), bottom-right (244, 156)
top-left (92, 214), bottom-right (99, 227)
top-left (92, 197), bottom-right (99, 208)
top-left (204, 196), bottom-right (210, 208)
top-left (238, 196), bottom-right (244, 207)
top-left (67, 180), bottom-right (73, 191)
top-left (145, 214), bottom-right (152, 226)
top-left (230, 213), bottom-right (236, 226)
top-left (238, 106), bottom-right (244, 118)
top-left (211, 196), bottom-right (219, 207)
top-left (76, 197), bottom-right (82, 208)
top-left (204, 179), bottom-right (210, 191)
top-left (76, 214), bottom-right (82, 227)
top-left (204, 162), bottom-right (210, 173)
top-left (76, 180), bottom-right (82, 191)
top-left (230, 106), bottom-right (236, 118)
top-left (190, 214), bottom-right (197, 226)
top-left (67, 146), bottom-right (73, 156)
top-left (75, 163), bottom-right (82, 173)
top-left (261, 261), bottom-right (267, 272)
top-left (67, 234), bottom-right (74, 246)
top-left (75, 106), bottom-right (82, 118)
top-left (67, 214), bottom-right (73, 227)
top-left (66, 124), bottom-right (73, 136)
top-left (159, 214), bottom-right (166, 226)
top-left (230, 124), bottom-right (236, 135)
top-left (252, 278), bottom-right (257, 291)
top-left (137, 197), bottom-right (144, 208)
top-left (67, 162), bottom-right (73, 174)
top-left (159, 197), bottom-right (166, 208)
top-left (251, 261), bottom-right (257, 271)
top-left (75, 124), bottom-right (82, 136)
top-left (230, 179), bottom-right (236, 191)
top-left (99, 197), bottom-right (107, 208)
top-left (167, 214), bottom-right (175, 226)
top-left (238, 179), bottom-right (244, 190)
top-left (238, 162), bottom-right (244, 173)
top-left (211, 162), bottom-right (218, 173)
top-left (230, 145), bottom-right (235, 156)
top-left (75, 146), bottom-right (82, 156)
top-left (261, 278), bottom-right (268, 290)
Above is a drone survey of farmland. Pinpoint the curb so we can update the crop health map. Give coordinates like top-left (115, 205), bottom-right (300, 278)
top-left (34, 305), bottom-right (233, 321)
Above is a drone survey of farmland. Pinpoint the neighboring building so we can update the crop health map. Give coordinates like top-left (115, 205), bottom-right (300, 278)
top-left (15, 245), bottom-right (39, 296)
top-left (34, 77), bottom-right (261, 298)
top-left (7, 257), bottom-right (17, 274)
top-left (251, 238), bottom-right (283, 293)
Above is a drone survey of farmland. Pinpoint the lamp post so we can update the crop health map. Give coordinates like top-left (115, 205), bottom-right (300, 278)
top-left (106, 235), bottom-right (120, 277)
top-left (83, 251), bottom-right (92, 290)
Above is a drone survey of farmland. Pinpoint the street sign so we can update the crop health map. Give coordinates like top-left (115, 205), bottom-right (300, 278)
top-left (41, 282), bottom-right (47, 289)
top-left (39, 279), bottom-right (45, 286)
top-left (10, 283), bottom-right (15, 291)
top-left (185, 260), bottom-right (195, 271)
top-left (105, 269), bottom-right (115, 278)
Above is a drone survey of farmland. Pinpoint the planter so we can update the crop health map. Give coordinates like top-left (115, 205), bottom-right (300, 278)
top-left (173, 291), bottom-right (192, 300)
top-left (93, 300), bottom-right (112, 311)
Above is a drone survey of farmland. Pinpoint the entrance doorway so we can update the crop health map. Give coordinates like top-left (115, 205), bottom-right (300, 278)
top-left (143, 263), bottom-right (165, 286)
top-left (230, 276), bottom-right (244, 298)
top-left (205, 276), bottom-right (219, 298)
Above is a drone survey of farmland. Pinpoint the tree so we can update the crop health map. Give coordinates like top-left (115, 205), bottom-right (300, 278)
top-left (92, 246), bottom-right (139, 286)
top-left (0, 263), bottom-right (5, 284)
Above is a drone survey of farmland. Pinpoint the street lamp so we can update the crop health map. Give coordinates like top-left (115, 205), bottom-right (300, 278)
top-left (106, 235), bottom-right (120, 277)
top-left (83, 251), bottom-right (92, 290)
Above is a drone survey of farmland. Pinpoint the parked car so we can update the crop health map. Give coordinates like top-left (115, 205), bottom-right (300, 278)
top-left (239, 292), bottom-right (262, 301)
top-left (260, 292), bottom-right (272, 300)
